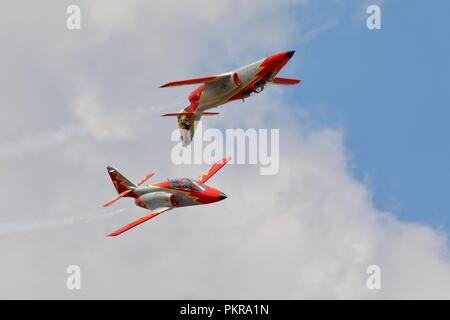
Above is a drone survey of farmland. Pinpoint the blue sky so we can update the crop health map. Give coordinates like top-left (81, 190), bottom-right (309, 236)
top-left (285, 1), bottom-right (450, 230)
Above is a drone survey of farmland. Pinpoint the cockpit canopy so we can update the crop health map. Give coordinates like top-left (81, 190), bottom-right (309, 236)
top-left (168, 178), bottom-right (206, 192)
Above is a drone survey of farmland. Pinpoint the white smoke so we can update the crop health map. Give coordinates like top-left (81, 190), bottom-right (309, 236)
top-left (0, 208), bottom-right (125, 239)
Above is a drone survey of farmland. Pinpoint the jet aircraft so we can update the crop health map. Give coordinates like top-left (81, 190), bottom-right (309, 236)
top-left (103, 157), bottom-right (231, 236)
top-left (160, 51), bottom-right (300, 145)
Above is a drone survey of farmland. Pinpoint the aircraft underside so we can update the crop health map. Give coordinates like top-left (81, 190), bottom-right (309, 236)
top-left (161, 51), bottom-right (300, 146)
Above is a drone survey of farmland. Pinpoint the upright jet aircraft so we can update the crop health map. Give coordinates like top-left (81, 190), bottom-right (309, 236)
top-left (103, 157), bottom-right (231, 237)
top-left (160, 51), bottom-right (300, 145)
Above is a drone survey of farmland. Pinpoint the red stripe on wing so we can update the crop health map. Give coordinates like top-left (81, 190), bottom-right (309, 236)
top-left (196, 156), bottom-right (231, 184)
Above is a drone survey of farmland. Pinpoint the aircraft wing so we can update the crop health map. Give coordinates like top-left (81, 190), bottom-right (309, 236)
top-left (107, 207), bottom-right (171, 237)
top-left (160, 73), bottom-right (235, 88)
top-left (196, 156), bottom-right (231, 184)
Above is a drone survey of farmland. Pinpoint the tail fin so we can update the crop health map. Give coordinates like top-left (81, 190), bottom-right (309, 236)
top-left (107, 166), bottom-right (137, 197)
top-left (104, 167), bottom-right (155, 207)
top-left (162, 110), bottom-right (219, 147)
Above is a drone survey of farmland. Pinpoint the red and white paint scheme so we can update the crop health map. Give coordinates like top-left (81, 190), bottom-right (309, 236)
top-left (103, 157), bottom-right (231, 237)
top-left (160, 51), bottom-right (300, 146)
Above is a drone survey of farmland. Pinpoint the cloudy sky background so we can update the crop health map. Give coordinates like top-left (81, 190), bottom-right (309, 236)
top-left (1, 0), bottom-right (450, 299)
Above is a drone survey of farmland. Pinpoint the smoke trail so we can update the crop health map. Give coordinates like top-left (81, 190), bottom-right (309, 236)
top-left (0, 100), bottom-right (184, 160)
top-left (0, 208), bottom-right (126, 238)
top-left (0, 125), bottom-right (83, 160)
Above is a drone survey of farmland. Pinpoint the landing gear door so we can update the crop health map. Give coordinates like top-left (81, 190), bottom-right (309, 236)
top-left (241, 79), bottom-right (266, 101)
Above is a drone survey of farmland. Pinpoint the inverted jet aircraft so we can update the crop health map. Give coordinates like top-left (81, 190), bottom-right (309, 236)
top-left (160, 50), bottom-right (301, 146)
top-left (103, 157), bottom-right (231, 237)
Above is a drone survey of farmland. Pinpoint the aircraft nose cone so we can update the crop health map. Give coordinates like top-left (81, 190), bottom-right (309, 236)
top-left (286, 50), bottom-right (295, 58)
top-left (218, 192), bottom-right (227, 201)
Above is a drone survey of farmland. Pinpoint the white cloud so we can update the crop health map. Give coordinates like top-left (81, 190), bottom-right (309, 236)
top-left (0, 0), bottom-right (449, 299)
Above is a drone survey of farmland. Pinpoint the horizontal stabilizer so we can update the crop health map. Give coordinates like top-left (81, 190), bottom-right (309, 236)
top-left (136, 173), bottom-right (155, 186)
top-left (161, 112), bottom-right (219, 117)
top-left (103, 190), bottom-right (132, 207)
top-left (272, 77), bottom-right (301, 85)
